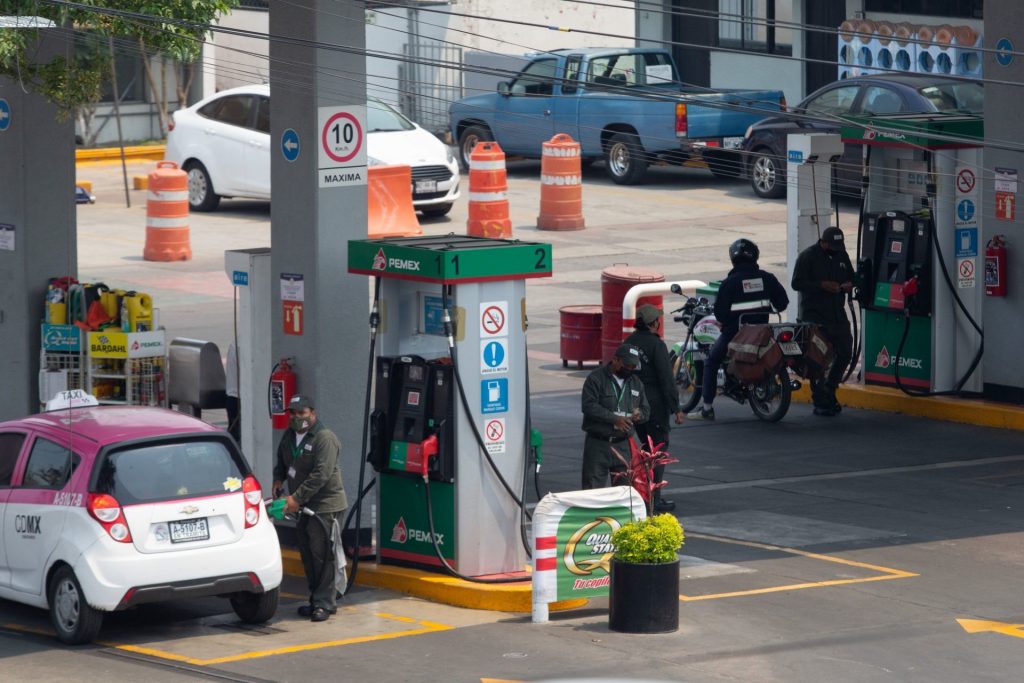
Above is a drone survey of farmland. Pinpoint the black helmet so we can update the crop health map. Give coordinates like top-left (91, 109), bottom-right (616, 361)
top-left (729, 238), bottom-right (759, 266)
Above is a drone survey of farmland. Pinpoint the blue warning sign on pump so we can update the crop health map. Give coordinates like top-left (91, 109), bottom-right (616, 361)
top-left (956, 228), bottom-right (978, 258)
top-left (480, 378), bottom-right (508, 414)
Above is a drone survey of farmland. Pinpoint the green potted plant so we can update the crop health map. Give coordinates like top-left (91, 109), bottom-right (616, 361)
top-left (608, 436), bottom-right (684, 633)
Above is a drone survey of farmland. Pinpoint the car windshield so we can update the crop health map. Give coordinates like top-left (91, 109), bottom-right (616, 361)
top-left (93, 439), bottom-right (247, 505)
top-left (917, 82), bottom-right (983, 113)
top-left (367, 99), bottom-right (414, 132)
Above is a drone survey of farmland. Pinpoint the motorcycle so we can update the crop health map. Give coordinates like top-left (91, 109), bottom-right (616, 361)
top-left (666, 284), bottom-right (806, 423)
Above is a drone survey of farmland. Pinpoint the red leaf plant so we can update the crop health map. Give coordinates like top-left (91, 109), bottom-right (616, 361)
top-left (610, 435), bottom-right (679, 516)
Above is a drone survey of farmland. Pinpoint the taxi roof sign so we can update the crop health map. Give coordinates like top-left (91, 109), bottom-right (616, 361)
top-left (45, 389), bottom-right (99, 412)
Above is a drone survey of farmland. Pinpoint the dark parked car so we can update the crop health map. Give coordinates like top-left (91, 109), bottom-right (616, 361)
top-left (741, 74), bottom-right (984, 199)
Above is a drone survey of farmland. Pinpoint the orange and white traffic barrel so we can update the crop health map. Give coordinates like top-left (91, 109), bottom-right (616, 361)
top-left (144, 161), bottom-right (192, 261)
top-left (467, 141), bottom-right (512, 238)
top-left (537, 133), bottom-right (585, 231)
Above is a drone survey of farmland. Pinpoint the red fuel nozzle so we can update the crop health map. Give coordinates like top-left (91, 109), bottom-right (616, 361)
top-left (903, 276), bottom-right (919, 298)
top-left (420, 434), bottom-right (438, 480)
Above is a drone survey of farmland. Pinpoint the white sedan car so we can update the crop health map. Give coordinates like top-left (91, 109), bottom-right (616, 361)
top-left (165, 84), bottom-right (460, 216)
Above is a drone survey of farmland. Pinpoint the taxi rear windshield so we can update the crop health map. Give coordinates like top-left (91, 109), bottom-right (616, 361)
top-left (93, 439), bottom-right (247, 505)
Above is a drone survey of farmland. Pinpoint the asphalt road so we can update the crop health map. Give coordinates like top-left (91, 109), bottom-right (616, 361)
top-left (4, 160), bottom-right (1023, 682)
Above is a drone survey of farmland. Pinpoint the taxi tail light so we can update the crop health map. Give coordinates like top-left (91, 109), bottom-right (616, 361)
top-left (88, 493), bottom-right (133, 543)
top-left (675, 103), bottom-right (688, 137)
top-left (243, 476), bottom-right (262, 528)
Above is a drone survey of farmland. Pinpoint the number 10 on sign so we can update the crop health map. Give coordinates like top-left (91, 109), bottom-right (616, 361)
top-left (318, 105), bottom-right (366, 169)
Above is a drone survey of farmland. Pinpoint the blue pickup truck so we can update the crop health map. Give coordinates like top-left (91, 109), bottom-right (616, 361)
top-left (449, 48), bottom-right (785, 184)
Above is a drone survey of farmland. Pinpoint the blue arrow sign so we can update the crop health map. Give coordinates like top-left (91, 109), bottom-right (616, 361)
top-left (281, 128), bottom-right (300, 162)
top-left (0, 98), bottom-right (10, 131)
top-left (996, 38), bottom-right (1014, 67)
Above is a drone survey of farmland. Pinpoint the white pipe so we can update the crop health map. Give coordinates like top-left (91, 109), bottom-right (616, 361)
top-left (621, 280), bottom-right (707, 337)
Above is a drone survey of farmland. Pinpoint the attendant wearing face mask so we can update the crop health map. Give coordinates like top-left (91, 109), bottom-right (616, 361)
top-left (272, 395), bottom-right (347, 622)
top-left (579, 343), bottom-right (650, 489)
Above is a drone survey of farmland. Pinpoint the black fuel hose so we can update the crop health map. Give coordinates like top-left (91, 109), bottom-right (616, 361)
top-left (343, 276), bottom-right (382, 594)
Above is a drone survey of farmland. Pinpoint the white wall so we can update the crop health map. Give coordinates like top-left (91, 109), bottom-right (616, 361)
top-left (209, 10), bottom-right (270, 92)
top-left (636, 0), bottom-right (668, 48)
top-left (711, 52), bottom-right (804, 104)
top-left (451, 0), bottom-right (633, 53)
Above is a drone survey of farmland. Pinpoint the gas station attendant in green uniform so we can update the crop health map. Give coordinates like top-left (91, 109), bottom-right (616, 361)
top-left (580, 343), bottom-right (650, 489)
top-left (272, 395), bottom-right (348, 622)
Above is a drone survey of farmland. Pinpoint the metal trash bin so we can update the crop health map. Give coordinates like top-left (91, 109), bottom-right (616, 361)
top-left (168, 338), bottom-right (226, 416)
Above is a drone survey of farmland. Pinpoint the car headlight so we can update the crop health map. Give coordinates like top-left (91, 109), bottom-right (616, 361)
top-left (744, 125), bottom-right (753, 140)
top-left (367, 156), bottom-right (384, 167)
top-left (446, 146), bottom-right (456, 166)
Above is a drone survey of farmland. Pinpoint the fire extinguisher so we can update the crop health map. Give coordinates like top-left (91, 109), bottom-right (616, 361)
top-left (269, 358), bottom-right (297, 429)
top-left (985, 235), bottom-right (1008, 297)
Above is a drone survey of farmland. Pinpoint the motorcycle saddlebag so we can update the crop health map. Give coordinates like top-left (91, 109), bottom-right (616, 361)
top-left (727, 324), bottom-right (782, 383)
top-left (798, 324), bottom-right (834, 380)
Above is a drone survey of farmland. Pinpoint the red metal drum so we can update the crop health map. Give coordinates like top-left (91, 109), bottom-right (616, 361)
top-left (560, 305), bottom-right (603, 369)
top-left (601, 265), bottom-right (665, 362)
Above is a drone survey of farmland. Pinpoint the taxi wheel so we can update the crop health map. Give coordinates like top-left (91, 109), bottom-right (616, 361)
top-left (230, 586), bottom-right (279, 624)
top-left (48, 566), bottom-right (104, 645)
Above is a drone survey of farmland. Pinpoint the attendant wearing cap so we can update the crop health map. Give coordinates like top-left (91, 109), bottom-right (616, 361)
top-left (580, 343), bottom-right (651, 490)
top-left (623, 304), bottom-right (684, 512)
top-left (272, 395), bottom-right (348, 621)
top-left (792, 227), bottom-right (855, 416)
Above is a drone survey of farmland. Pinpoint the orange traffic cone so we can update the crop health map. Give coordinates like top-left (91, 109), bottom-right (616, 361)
top-left (467, 141), bottom-right (512, 238)
top-left (368, 164), bottom-right (422, 238)
top-left (144, 161), bottom-right (192, 261)
top-left (537, 133), bottom-right (585, 231)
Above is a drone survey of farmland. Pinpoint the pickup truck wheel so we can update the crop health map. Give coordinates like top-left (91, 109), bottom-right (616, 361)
top-left (458, 125), bottom-right (493, 172)
top-left (749, 149), bottom-right (786, 199)
top-left (604, 133), bottom-right (648, 185)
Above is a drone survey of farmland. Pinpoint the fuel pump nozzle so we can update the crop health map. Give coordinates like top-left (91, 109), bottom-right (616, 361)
top-left (419, 434), bottom-right (439, 481)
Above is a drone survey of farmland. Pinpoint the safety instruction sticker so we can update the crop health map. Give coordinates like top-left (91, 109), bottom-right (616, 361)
top-left (955, 228), bottom-right (978, 258)
top-left (481, 339), bottom-right (509, 375)
top-left (481, 378), bottom-right (508, 414)
top-left (958, 258), bottom-right (976, 289)
top-left (0, 223), bottom-right (13, 251)
top-left (484, 418), bottom-right (506, 455)
top-left (280, 273), bottom-right (305, 302)
top-left (480, 301), bottom-right (508, 337)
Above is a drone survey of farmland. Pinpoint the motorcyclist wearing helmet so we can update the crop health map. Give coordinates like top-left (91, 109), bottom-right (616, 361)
top-left (690, 239), bottom-right (789, 420)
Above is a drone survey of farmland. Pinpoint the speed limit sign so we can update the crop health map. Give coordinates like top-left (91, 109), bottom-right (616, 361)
top-left (318, 104), bottom-right (367, 188)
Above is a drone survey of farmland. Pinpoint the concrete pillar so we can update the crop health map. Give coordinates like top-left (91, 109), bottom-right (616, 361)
top-left (269, 2), bottom-right (369, 498)
top-left (786, 133), bottom-right (844, 320)
top-left (0, 31), bottom-right (76, 419)
top-left (982, 6), bottom-right (1024, 401)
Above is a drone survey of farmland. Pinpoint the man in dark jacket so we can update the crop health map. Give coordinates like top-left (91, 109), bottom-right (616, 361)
top-left (580, 343), bottom-right (650, 490)
top-left (272, 395), bottom-right (348, 622)
top-left (792, 226), bottom-right (854, 416)
top-left (691, 239), bottom-right (789, 420)
top-left (623, 304), bottom-right (684, 511)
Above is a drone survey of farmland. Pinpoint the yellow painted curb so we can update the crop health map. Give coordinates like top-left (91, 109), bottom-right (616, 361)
top-left (133, 175), bottom-right (149, 190)
top-left (282, 549), bottom-right (588, 613)
top-left (75, 180), bottom-right (92, 192)
top-left (792, 382), bottom-right (1024, 431)
top-left (75, 145), bottom-right (166, 164)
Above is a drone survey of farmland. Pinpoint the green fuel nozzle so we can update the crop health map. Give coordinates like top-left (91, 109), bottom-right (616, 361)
top-left (531, 428), bottom-right (543, 472)
top-left (265, 498), bottom-right (288, 521)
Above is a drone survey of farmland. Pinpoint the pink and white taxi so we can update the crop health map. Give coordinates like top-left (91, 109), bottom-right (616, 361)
top-left (0, 391), bottom-right (282, 644)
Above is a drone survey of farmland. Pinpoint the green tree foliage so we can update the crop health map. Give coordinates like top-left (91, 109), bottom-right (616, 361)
top-left (0, 0), bottom-right (235, 126)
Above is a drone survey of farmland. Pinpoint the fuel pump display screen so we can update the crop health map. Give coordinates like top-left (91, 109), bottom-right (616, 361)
top-left (890, 219), bottom-right (905, 232)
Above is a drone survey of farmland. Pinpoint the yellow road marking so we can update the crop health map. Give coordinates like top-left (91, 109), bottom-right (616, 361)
top-left (280, 591), bottom-right (307, 600)
top-left (679, 532), bottom-right (917, 602)
top-left (958, 618), bottom-right (1024, 639)
top-left (5, 611), bottom-right (454, 667)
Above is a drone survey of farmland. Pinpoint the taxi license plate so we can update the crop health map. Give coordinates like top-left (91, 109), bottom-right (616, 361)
top-left (414, 179), bottom-right (438, 194)
top-left (723, 136), bottom-right (744, 149)
top-left (169, 518), bottom-right (210, 543)
top-left (779, 341), bottom-right (802, 356)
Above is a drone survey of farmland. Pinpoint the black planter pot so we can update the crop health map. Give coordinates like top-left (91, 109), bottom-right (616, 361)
top-left (608, 557), bottom-right (680, 633)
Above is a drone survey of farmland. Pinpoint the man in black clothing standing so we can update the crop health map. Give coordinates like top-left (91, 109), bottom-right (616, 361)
top-left (791, 226), bottom-right (854, 416)
top-left (691, 239), bottom-right (789, 420)
top-left (580, 343), bottom-right (650, 490)
top-left (623, 304), bottom-right (684, 512)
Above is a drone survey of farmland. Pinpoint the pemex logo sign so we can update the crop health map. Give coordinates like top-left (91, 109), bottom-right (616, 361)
top-left (391, 516), bottom-right (408, 543)
top-left (876, 345), bottom-right (891, 369)
top-left (372, 248), bottom-right (387, 271)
